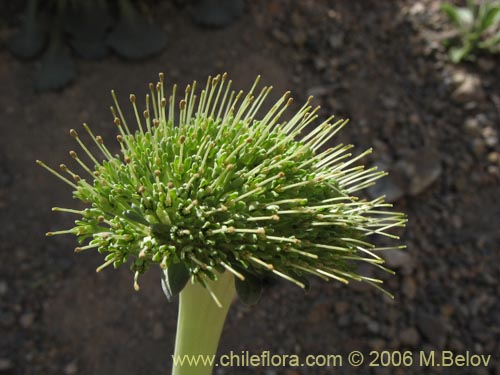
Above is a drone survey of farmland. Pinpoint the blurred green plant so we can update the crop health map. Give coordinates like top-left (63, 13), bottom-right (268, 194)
top-left (441, 0), bottom-right (500, 63)
top-left (9, 0), bottom-right (246, 91)
top-left (8, 0), bottom-right (167, 91)
top-left (191, 0), bottom-right (244, 28)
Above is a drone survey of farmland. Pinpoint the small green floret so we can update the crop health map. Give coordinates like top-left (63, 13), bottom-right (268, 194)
top-left (39, 73), bottom-right (406, 301)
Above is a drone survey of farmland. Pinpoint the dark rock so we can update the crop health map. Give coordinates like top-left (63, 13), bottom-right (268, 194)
top-left (367, 171), bottom-right (406, 203)
top-left (107, 0), bottom-right (167, 60)
top-left (33, 32), bottom-right (76, 91)
top-left (416, 312), bottom-right (447, 348)
top-left (395, 150), bottom-right (441, 196)
top-left (8, 0), bottom-right (47, 59)
top-left (64, 1), bottom-right (113, 60)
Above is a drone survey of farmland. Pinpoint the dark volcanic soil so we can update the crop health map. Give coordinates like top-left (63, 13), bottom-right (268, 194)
top-left (1, 1), bottom-right (499, 375)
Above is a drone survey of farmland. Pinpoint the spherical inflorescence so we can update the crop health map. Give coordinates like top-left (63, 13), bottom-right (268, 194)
top-left (38, 73), bottom-right (406, 302)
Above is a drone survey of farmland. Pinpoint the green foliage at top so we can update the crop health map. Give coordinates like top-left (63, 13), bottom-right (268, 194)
top-left (441, 0), bottom-right (500, 63)
top-left (38, 74), bottom-right (406, 304)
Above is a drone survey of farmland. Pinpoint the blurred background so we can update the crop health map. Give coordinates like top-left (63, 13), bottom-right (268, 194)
top-left (0, 0), bottom-right (499, 374)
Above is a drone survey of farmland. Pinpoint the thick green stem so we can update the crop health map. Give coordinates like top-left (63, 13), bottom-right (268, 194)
top-left (172, 272), bottom-right (235, 375)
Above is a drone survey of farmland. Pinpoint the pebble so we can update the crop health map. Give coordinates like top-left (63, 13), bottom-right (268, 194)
top-left (306, 301), bottom-right (332, 324)
top-left (374, 368), bottom-right (391, 375)
top-left (271, 29), bottom-right (290, 45)
top-left (152, 322), bottom-right (164, 340)
top-left (367, 172), bottom-right (405, 203)
top-left (0, 358), bottom-right (13, 371)
top-left (306, 85), bottom-right (331, 97)
top-left (409, 2), bottom-right (425, 15)
top-left (482, 126), bottom-right (498, 147)
top-left (416, 312), bottom-right (447, 348)
top-left (487, 152), bottom-right (499, 164)
top-left (399, 327), bottom-right (420, 347)
top-left (19, 312), bottom-right (35, 328)
top-left (0, 311), bottom-right (15, 327)
top-left (338, 315), bottom-right (350, 328)
top-left (381, 96), bottom-right (398, 110)
top-left (334, 301), bottom-right (350, 315)
top-left (409, 113), bottom-right (421, 125)
top-left (449, 338), bottom-right (465, 351)
top-left (313, 57), bottom-right (328, 71)
top-left (451, 72), bottom-right (485, 103)
top-left (369, 339), bottom-right (386, 351)
top-left (464, 117), bottom-right (481, 136)
top-left (450, 214), bottom-right (463, 229)
top-left (367, 320), bottom-right (380, 334)
top-left (328, 33), bottom-right (344, 49)
top-left (487, 165), bottom-right (499, 176)
top-left (369, 149), bottom-right (441, 200)
top-left (404, 151), bottom-right (442, 196)
top-left (64, 361), bottom-right (78, 375)
top-left (291, 30), bottom-right (307, 47)
top-left (0, 281), bottom-right (7, 295)
top-left (472, 139), bottom-right (486, 156)
top-left (402, 276), bottom-right (417, 299)
top-left (384, 250), bottom-right (414, 271)
top-left (477, 58), bottom-right (495, 72)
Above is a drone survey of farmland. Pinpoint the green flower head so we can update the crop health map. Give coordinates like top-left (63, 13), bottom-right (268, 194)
top-left (38, 73), bottom-right (406, 304)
